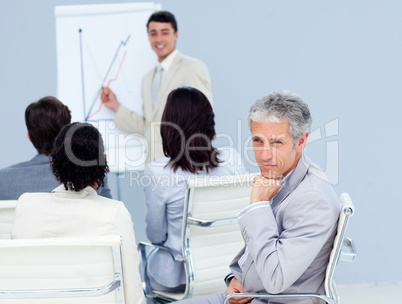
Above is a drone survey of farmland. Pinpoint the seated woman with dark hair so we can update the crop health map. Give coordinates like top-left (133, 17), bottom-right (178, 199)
top-left (143, 87), bottom-right (246, 292)
top-left (11, 122), bottom-right (145, 304)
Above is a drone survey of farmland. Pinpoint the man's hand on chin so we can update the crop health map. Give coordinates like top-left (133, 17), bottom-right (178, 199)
top-left (250, 174), bottom-right (282, 204)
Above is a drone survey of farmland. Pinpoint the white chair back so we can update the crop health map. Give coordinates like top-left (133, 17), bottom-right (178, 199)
top-left (0, 235), bottom-right (125, 304)
top-left (0, 200), bottom-right (17, 239)
top-left (182, 173), bottom-right (256, 297)
top-left (324, 192), bottom-right (355, 302)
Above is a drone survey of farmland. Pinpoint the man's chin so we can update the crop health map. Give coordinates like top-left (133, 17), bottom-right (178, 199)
top-left (259, 169), bottom-right (275, 177)
top-left (259, 168), bottom-right (283, 179)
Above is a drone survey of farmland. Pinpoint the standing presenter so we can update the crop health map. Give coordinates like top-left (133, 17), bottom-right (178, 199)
top-left (101, 11), bottom-right (212, 162)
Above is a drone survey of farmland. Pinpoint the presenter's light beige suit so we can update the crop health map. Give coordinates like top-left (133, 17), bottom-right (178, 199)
top-left (114, 51), bottom-right (212, 162)
top-left (11, 185), bottom-right (145, 304)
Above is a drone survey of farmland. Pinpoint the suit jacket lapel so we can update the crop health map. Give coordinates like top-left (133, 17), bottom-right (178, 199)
top-left (241, 253), bottom-right (254, 284)
top-left (229, 246), bottom-right (253, 284)
top-left (229, 247), bottom-right (246, 281)
top-left (271, 154), bottom-right (311, 210)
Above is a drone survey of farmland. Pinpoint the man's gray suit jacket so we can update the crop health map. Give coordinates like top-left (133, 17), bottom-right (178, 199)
top-left (0, 154), bottom-right (112, 200)
top-left (175, 154), bottom-right (341, 304)
top-left (228, 154), bottom-right (341, 303)
top-left (114, 51), bottom-right (212, 162)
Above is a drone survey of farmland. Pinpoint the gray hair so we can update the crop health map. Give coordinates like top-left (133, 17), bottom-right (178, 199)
top-left (248, 90), bottom-right (312, 145)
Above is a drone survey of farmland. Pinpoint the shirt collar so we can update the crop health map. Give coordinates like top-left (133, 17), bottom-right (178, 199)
top-left (52, 185), bottom-right (98, 197)
top-left (270, 168), bottom-right (295, 204)
top-left (281, 168), bottom-right (294, 186)
top-left (158, 49), bottom-right (178, 72)
top-left (31, 153), bottom-right (51, 163)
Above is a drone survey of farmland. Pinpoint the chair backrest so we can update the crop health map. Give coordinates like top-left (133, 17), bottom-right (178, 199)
top-left (0, 200), bottom-right (17, 239)
top-left (182, 173), bottom-right (256, 297)
top-left (0, 235), bottom-right (125, 304)
top-left (324, 193), bottom-right (355, 301)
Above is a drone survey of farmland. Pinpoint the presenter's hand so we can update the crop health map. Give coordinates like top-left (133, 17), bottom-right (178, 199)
top-left (250, 174), bottom-right (281, 204)
top-left (101, 87), bottom-right (120, 112)
top-left (225, 277), bottom-right (253, 304)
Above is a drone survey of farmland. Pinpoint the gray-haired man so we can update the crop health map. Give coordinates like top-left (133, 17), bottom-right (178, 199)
top-left (175, 91), bottom-right (341, 304)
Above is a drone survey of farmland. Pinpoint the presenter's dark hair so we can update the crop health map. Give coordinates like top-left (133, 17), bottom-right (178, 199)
top-left (25, 96), bottom-right (71, 156)
top-left (147, 11), bottom-right (178, 32)
top-left (161, 87), bottom-right (220, 173)
top-left (51, 122), bottom-right (108, 192)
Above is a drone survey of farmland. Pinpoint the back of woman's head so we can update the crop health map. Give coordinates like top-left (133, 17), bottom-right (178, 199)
top-left (51, 122), bottom-right (108, 192)
top-left (161, 87), bottom-right (220, 173)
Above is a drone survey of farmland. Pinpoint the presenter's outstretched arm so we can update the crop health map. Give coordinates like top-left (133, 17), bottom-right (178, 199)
top-left (101, 87), bottom-right (120, 112)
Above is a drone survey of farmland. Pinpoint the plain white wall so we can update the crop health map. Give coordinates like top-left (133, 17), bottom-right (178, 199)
top-left (1, 0), bottom-right (401, 285)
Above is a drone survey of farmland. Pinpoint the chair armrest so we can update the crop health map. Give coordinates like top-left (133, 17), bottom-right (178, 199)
top-left (340, 237), bottom-right (357, 262)
top-left (138, 242), bottom-right (184, 262)
top-left (0, 279), bottom-right (121, 299)
top-left (224, 293), bottom-right (336, 304)
top-left (187, 216), bottom-right (238, 227)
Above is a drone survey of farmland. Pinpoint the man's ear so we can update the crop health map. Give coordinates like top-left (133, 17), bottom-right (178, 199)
top-left (27, 131), bottom-right (31, 142)
top-left (296, 132), bottom-right (309, 153)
